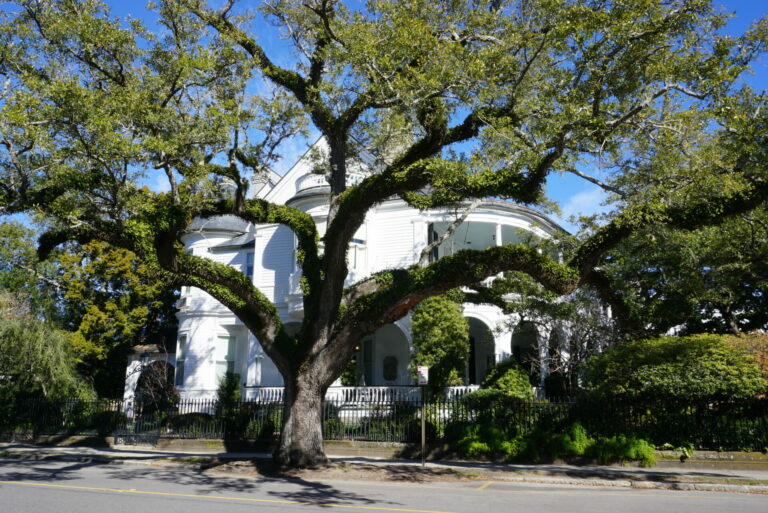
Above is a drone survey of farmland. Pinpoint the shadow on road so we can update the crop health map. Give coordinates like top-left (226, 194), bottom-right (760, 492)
top-left (266, 475), bottom-right (393, 507)
top-left (0, 458), bottom-right (108, 483)
top-left (106, 461), bottom-right (399, 508)
top-left (106, 466), bottom-right (262, 494)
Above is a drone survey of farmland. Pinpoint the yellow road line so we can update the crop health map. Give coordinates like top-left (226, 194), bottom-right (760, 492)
top-left (0, 480), bottom-right (456, 513)
top-left (475, 481), bottom-right (494, 491)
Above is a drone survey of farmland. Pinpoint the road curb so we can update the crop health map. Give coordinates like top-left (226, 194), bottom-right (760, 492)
top-left (0, 451), bottom-right (116, 465)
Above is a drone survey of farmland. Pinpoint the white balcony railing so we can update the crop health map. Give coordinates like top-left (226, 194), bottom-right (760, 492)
top-left (295, 173), bottom-right (329, 194)
top-left (295, 170), bottom-right (369, 195)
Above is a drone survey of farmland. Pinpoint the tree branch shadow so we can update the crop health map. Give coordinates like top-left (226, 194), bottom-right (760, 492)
top-left (0, 458), bottom-right (107, 483)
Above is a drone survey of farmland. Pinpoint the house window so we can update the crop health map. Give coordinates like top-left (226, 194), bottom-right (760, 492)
top-left (427, 223), bottom-right (439, 262)
top-left (215, 335), bottom-right (237, 381)
top-left (349, 239), bottom-right (367, 270)
top-left (245, 252), bottom-right (254, 279)
top-left (382, 356), bottom-right (398, 382)
top-left (174, 335), bottom-right (187, 387)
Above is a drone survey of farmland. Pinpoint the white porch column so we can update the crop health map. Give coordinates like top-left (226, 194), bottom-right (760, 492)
top-left (246, 333), bottom-right (263, 388)
top-left (123, 357), bottom-right (142, 416)
top-left (536, 324), bottom-right (551, 388)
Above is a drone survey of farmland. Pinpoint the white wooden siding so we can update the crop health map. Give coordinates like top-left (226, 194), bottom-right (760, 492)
top-left (371, 213), bottom-right (416, 271)
top-left (256, 226), bottom-right (294, 303)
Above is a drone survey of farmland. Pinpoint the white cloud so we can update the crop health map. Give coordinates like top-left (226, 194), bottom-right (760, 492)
top-left (151, 170), bottom-right (172, 193)
top-left (551, 186), bottom-right (612, 233)
top-left (561, 186), bottom-right (610, 220)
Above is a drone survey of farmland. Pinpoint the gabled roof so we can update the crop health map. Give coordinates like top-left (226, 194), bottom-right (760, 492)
top-left (262, 136), bottom-right (378, 205)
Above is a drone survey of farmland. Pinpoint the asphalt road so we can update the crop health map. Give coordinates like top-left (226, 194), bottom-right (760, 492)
top-left (1, 458), bottom-right (766, 513)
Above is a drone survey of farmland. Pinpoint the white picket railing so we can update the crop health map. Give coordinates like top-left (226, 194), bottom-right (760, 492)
top-left (181, 385), bottom-right (482, 404)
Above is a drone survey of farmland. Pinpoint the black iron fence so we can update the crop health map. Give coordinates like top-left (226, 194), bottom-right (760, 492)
top-left (2, 395), bottom-right (767, 451)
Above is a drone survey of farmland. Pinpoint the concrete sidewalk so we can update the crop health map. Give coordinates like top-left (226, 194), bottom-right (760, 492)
top-left (2, 443), bottom-right (767, 494)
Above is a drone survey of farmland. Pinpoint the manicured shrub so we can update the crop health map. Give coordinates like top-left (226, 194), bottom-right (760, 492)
top-left (168, 412), bottom-right (217, 437)
top-left (480, 358), bottom-right (534, 399)
top-left (216, 372), bottom-right (243, 439)
top-left (411, 293), bottom-right (469, 396)
top-left (584, 334), bottom-right (766, 400)
top-left (322, 418), bottom-right (346, 439)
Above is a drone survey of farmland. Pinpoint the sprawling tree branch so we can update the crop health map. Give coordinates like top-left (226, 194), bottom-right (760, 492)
top-left (181, 0), bottom-right (336, 132)
top-left (569, 177), bottom-right (768, 276)
top-left (343, 244), bottom-right (577, 332)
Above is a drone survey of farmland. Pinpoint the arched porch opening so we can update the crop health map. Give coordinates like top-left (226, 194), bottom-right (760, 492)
top-left (512, 321), bottom-right (539, 380)
top-left (356, 324), bottom-right (410, 386)
top-left (467, 317), bottom-right (495, 385)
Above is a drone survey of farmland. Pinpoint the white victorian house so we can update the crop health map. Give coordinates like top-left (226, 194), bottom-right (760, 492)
top-left (124, 140), bottom-right (568, 403)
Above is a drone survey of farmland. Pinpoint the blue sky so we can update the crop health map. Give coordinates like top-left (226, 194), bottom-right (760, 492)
top-left (13, 1), bottom-right (768, 232)
top-left (545, 1), bottom-right (768, 231)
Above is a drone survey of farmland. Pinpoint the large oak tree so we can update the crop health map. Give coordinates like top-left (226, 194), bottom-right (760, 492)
top-left (1, 0), bottom-right (767, 467)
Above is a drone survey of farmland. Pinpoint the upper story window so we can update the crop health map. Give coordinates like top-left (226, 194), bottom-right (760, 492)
top-left (245, 252), bottom-right (254, 279)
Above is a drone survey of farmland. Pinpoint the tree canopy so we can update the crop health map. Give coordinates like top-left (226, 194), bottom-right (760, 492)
top-left (1, 0), bottom-right (767, 467)
top-left (593, 207), bottom-right (768, 337)
top-left (0, 221), bottom-right (178, 397)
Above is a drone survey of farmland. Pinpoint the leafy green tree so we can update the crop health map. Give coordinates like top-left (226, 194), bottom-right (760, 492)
top-left (592, 208), bottom-right (768, 337)
top-left (0, 222), bottom-right (178, 397)
top-left (411, 292), bottom-right (469, 396)
top-left (583, 334), bottom-right (766, 400)
top-left (58, 241), bottom-right (178, 398)
top-left (1, 0), bottom-right (767, 467)
top-left (0, 221), bottom-right (60, 319)
top-left (0, 292), bottom-right (95, 403)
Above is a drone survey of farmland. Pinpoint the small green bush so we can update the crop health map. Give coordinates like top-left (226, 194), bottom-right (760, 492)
top-left (445, 417), bottom-right (659, 467)
top-left (518, 423), bottom-right (595, 462)
top-left (168, 412), bottom-right (219, 438)
top-left (450, 421), bottom-right (523, 459)
top-left (243, 404), bottom-right (282, 440)
top-left (216, 372), bottom-right (243, 439)
top-left (586, 435), bottom-right (656, 467)
top-left (93, 410), bottom-right (128, 436)
top-left (323, 418), bottom-right (346, 439)
top-left (566, 424), bottom-right (591, 456)
top-left (481, 359), bottom-right (534, 399)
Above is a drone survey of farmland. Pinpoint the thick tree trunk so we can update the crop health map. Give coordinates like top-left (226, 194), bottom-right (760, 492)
top-left (273, 372), bottom-right (329, 468)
